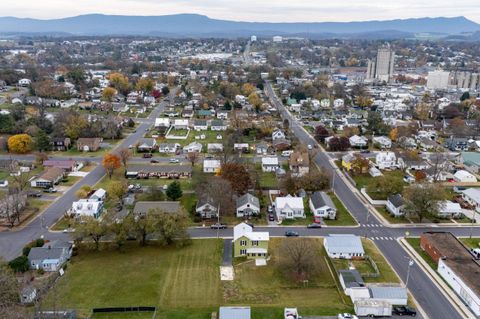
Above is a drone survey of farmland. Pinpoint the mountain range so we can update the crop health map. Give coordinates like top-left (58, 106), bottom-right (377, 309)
top-left (0, 14), bottom-right (479, 39)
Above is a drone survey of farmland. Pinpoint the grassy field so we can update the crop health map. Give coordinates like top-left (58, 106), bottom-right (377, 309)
top-left (44, 238), bottom-right (353, 319)
top-left (44, 240), bottom-right (223, 319)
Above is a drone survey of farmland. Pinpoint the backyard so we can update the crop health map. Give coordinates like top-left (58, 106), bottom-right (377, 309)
top-left (229, 238), bottom-right (353, 316)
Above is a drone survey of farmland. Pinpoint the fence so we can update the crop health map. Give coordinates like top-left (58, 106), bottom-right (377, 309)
top-left (90, 306), bottom-right (156, 318)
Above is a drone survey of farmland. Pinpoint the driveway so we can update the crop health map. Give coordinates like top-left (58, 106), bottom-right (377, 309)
top-left (222, 239), bottom-right (232, 266)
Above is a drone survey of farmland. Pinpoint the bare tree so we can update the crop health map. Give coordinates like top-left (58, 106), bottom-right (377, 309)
top-left (0, 259), bottom-right (19, 310)
top-left (8, 161), bottom-right (32, 192)
top-left (197, 177), bottom-right (235, 218)
top-left (186, 152), bottom-right (200, 167)
top-left (277, 238), bottom-right (319, 283)
top-left (117, 147), bottom-right (131, 170)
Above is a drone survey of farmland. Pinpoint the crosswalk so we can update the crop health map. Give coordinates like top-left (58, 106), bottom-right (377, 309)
top-left (362, 223), bottom-right (384, 228)
top-left (370, 236), bottom-right (396, 241)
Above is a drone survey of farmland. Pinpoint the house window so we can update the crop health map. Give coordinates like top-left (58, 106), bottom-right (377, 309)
top-left (252, 241), bottom-right (259, 246)
top-left (240, 240), bottom-right (247, 246)
top-left (240, 249), bottom-right (247, 255)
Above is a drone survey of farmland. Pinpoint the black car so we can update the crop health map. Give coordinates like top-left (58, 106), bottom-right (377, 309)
top-left (285, 230), bottom-right (299, 237)
top-left (307, 223), bottom-right (322, 229)
top-left (268, 214), bottom-right (275, 221)
top-left (150, 159), bottom-right (159, 163)
top-left (210, 223), bottom-right (227, 229)
top-left (393, 306), bottom-right (417, 316)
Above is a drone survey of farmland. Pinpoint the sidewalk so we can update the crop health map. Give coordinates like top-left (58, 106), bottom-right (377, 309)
top-left (399, 237), bottom-right (476, 319)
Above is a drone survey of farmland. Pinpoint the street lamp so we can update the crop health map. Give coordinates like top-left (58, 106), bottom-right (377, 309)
top-left (405, 258), bottom-right (415, 288)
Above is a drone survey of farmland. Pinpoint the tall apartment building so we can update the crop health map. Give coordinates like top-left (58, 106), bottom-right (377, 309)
top-left (366, 45), bottom-right (395, 82)
top-left (452, 71), bottom-right (480, 91)
top-left (427, 70), bottom-right (451, 90)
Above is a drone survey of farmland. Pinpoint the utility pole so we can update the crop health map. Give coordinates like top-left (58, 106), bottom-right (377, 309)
top-left (405, 258), bottom-right (414, 288)
top-left (470, 209), bottom-right (477, 239)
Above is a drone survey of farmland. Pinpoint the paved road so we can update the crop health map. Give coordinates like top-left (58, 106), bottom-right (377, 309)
top-left (264, 80), bottom-right (476, 319)
top-left (0, 89), bottom-right (178, 261)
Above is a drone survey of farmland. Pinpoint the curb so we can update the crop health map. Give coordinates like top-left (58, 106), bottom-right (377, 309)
top-left (399, 237), bottom-right (475, 319)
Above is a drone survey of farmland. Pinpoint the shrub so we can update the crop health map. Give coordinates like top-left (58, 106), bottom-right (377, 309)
top-left (9, 256), bottom-right (30, 273)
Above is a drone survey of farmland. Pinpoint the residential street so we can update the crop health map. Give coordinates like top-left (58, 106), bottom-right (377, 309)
top-left (0, 84), bottom-right (478, 319)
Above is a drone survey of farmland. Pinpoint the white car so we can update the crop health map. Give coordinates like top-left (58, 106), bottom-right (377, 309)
top-left (169, 158), bottom-right (180, 163)
top-left (338, 314), bottom-right (358, 319)
top-left (307, 144), bottom-right (313, 150)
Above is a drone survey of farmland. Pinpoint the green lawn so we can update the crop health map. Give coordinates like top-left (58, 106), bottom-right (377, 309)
top-left (165, 129), bottom-right (222, 148)
top-left (92, 312), bottom-right (155, 319)
top-left (44, 238), bottom-right (353, 319)
top-left (323, 192), bottom-right (357, 226)
top-left (62, 176), bottom-right (82, 186)
top-left (56, 139), bottom-right (121, 157)
top-left (352, 170), bottom-right (405, 200)
top-left (460, 237), bottom-right (480, 249)
top-left (405, 237), bottom-right (438, 271)
top-left (375, 206), bottom-right (408, 224)
top-left (229, 238), bottom-right (352, 315)
top-left (44, 240), bottom-right (223, 319)
top-left (51, 216), bottom-right (74, 231)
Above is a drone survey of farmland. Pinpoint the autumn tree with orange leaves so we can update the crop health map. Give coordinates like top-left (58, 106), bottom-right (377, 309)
top-left (102, 153), bottom-right (121, 179)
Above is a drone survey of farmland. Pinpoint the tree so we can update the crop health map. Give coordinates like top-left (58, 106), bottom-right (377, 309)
top-left (355, 95), bottom-right (373, 108)
top-left (389, 128), bottom-right (398, 142)
top-left (7, 134), bottom-right (33, 154)
top-left (108, 72), bottom-right (130, 94)
top-left (220, 163), bottom-right (252, 195)
top-left (0, 259), bottom-right (19, 308)
top-left (298, 169), bottom-right (331, 192)
top-left (350, 155), bottom-right (370, 174)
top-left (136, 77), bottom-right (155, 94)
top-left (108, 218), bottom-right (130, 250)
top-left (198, 177), bottom-right (235, 218)
top-left (166, 181), bottom-right (183, 201)
top-left (74, 216), bottom-right (108, 250)
top-left (107, 180), bottom-right (127, 205)
top-left (129, 213), bottom-right (157, 246)
top-left (102, 153), bottom-right (121, 179)
top-left (101, 87), bottom-right (117, 102)
top-left (248, 92), bottom-right (262, 111)
top-left (117, 148), bottom-right (131, 171)
top-left (161, 86), bottom-right (170, 96)
top-left (314, 126), bottom-right (330, 143)
top-left (280, 173), bottom-right (300, 195)
top-left (277, 239), bottom-right (319, 282)
top-left (342, 126), bottom-right (360, 138)
top-left (186, 152), bottom-right (200, 167)
top-left (283, 119), bottom-right (290, 131)
top-left (62, 112), bottom-right (88, 140)
top-left (75, 185), bottom-right (92, 199)
top-left (8, 256), bottom-right (29, 273)
top-left (242, 83), bottom-right (256, 96)
top-left (414, 170), bottom-right (427, 181)
top-left (151, 208), bottom-right (190, 246)
top-left (460, 91), bottom-right (470, 102)
top-left (328, 136), bottom-right (350, 152)
top-left (403, 183), bottom-right (447, 222)
top-left (367, 111), bottom-right (389, 135)
top-left (367, 175), bottom-right (404, 198)
top-left (34, 129), bottom-right (50, 152)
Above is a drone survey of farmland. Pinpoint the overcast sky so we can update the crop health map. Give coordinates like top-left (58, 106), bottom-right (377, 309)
top-left (2, 0), bottom-right (480, 23)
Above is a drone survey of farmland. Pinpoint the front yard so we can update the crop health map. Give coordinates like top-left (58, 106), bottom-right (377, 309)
top-left (351, 170), bottom-right (405, 200)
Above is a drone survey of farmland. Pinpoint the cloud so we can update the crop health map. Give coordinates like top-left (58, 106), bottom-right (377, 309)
top-left (1, 0), bottom-right (479, 23)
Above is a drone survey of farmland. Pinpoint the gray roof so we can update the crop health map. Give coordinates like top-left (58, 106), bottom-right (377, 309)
top-left (339, 269), bottom-right (365, 288)
top-left (137, 138), bottom-right (156, 147)
top-left (133, 201), bottom-right (181, 215)
top-left (236, 193), bottom-right (260, 209)
top-left (369, 286), bottom-right (407, 300)
top-left (219, 307), bottom-right (251, 319)
top-left (388, 194), bottom-right (404, 208)
top-left (197, 196), bottom-right (217, 209)
top-left (325, 234), bottom-right (365, 254)
top-left (28, 247), bottom-right (65, 261)
top-left (310, 191), bottom-right (336, 210)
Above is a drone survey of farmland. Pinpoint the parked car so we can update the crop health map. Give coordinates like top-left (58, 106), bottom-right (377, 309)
top-left (210, 223), bottom-right (227, 229)
top-left (285, 230), bottom-right (299, 237)
top-left (267, 205), bottom-right (273, 213)
top-left (360, 149), bottom-right (370, 154)
top-left (393, 306), bottom-right (417, 316)
top-left (143, 153), bottom-right (153, 158)
top-left (150, 159), bottom-right (159, 163)
top-left (337, 314), bottom-right (358, 319)
top-left (307, 144), bottom-right (313, 150)
top-left (169, 158), bottom-right (180, 163)
top-left (43, 187), bottom-right (57, 193)
top-left (268, 214), bottom-right (275, 221)
top-left (27, 191), bottom-right (42, 198)
top-left (307, 223), bottom-right (322, 229)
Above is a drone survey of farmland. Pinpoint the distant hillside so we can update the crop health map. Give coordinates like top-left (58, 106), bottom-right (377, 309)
top-left (0, 14), bottom-right (478, 38)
